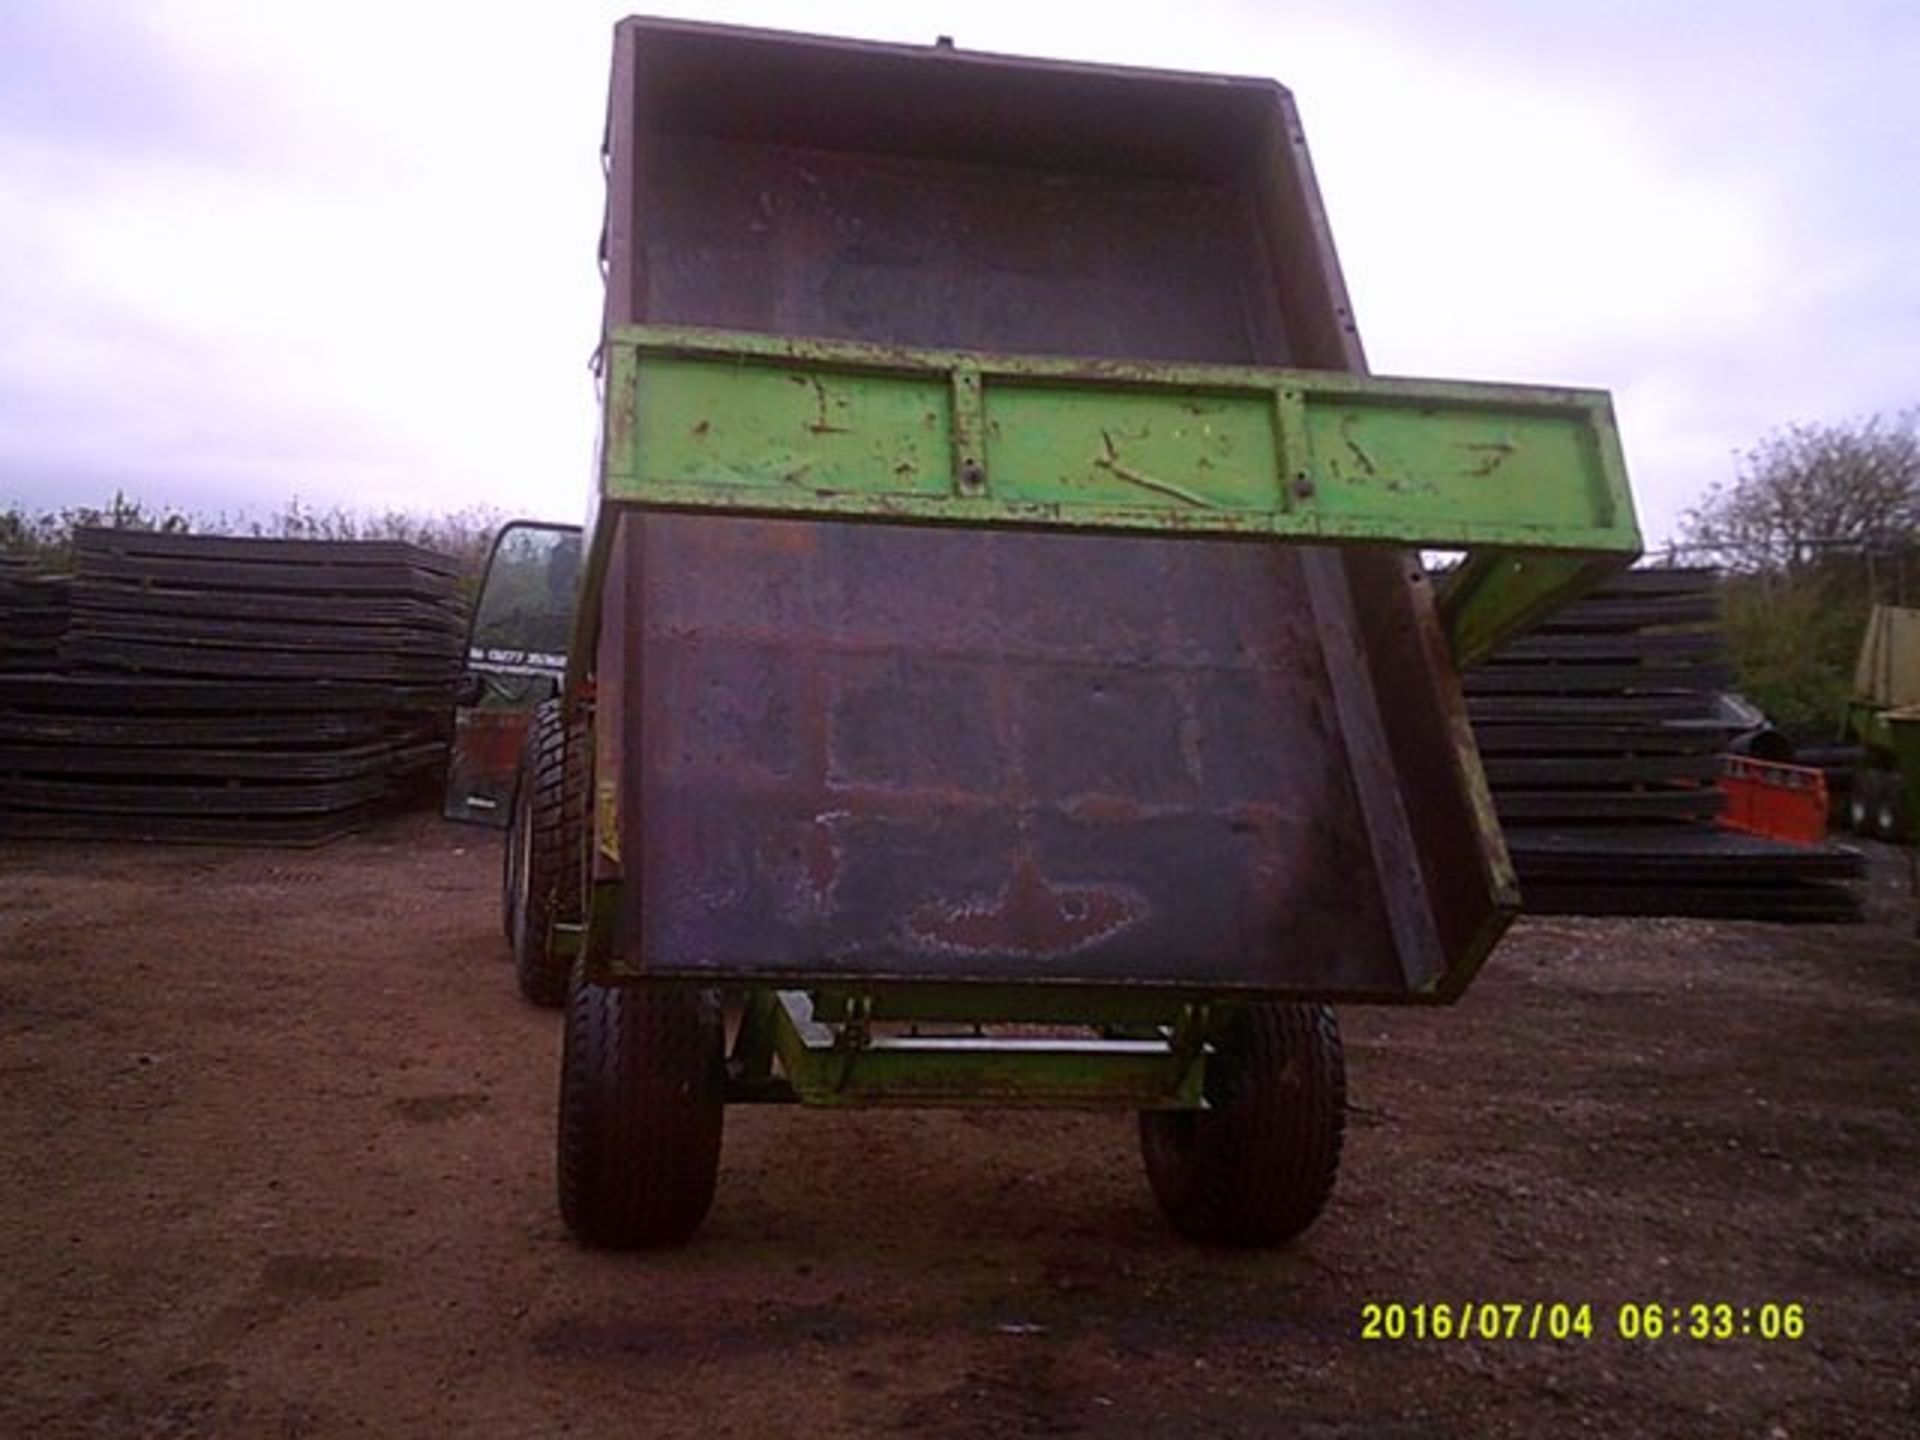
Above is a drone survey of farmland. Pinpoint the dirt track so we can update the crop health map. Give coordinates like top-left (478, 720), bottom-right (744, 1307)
top-left (2, 811), bottom-right (1916, 1438)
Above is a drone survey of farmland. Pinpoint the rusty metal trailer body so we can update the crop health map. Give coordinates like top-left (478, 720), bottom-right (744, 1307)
top-left (501, 18), bottom-right (1641, 1248)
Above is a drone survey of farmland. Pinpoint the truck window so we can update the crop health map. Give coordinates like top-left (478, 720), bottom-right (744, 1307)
top-left (467, 522), bottom-right (581, 703)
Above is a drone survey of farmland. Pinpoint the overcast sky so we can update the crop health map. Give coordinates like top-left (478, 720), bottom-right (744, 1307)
top-left (1, 0), bottom-right (1914, 545)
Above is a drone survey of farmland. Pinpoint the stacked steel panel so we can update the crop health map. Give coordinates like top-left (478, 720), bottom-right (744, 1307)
top-left (0, 556), bottom-right (71, 673)
top-left (1469, 567), bottom-right (1864, 921)
top-left (0, 529), bottom-right (465, 844)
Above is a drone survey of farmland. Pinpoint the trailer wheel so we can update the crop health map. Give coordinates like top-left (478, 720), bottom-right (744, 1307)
top-left (558, 974), bottom-right (725, 1249)
top-left (508, 700), bottom-right (587, 1008)
top-left (1139, 1002), bottom-right (1345, 1247)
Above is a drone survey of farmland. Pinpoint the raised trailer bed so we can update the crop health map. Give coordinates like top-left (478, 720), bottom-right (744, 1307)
top-left (499, 18), bottom-right (1645, 1250)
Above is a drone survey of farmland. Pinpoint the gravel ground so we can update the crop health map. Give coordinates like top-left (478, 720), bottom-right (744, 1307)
top-left (2, 811), bottom-right (1914, 1438)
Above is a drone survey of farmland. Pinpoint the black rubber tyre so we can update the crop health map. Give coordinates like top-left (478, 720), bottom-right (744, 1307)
top-left (558, 974), bottom-right (725, 1249)
top-left (1139, 1002), bottom-right (1346, 1247)
top-left (508, 700), bottom-right (587, 1008)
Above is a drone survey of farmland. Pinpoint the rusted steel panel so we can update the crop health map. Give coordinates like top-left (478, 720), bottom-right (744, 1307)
top-left (621, 515), bottom-right (1414, 992)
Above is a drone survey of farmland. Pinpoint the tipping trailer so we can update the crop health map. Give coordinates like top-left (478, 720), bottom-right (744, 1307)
top-left (497, 17), bottom-right (1642, 1249)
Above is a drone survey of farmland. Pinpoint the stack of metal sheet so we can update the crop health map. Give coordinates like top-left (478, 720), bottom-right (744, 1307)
top-left (1469, 567), bottom-right (1864, 922)
top-left (0, 529), bottom-right (465, 844)
top-left (0, 557), bottom-right (71, 673)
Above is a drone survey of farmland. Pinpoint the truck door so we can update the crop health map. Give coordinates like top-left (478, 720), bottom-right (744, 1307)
top-left (443, 520), bottom-right (583, 825)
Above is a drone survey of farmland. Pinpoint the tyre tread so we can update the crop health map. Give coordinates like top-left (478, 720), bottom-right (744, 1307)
top-left (1139, 1002), bottom-right (1346, 1247)
top-left (512, 700), bottom-right (586, 1007)
top-left (558, 979), bottom-right (724, 1248)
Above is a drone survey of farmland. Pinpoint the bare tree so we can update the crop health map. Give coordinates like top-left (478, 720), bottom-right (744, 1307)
top-left (1678, 411), bottom-right (1920, 736)
top-left (1681, 410), bottom-right (1920, 575)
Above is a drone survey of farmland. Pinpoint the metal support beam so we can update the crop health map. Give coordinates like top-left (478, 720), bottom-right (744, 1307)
top-left (765, 991), bottom-right (1208, 1109)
